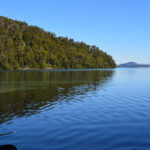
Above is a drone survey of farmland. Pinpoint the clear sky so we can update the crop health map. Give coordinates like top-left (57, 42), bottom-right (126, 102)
top-left (0, 0), bottom-right (150, 64)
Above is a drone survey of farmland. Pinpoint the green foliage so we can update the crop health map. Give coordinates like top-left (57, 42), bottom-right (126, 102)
top-left (0, 16), bottom-right (116, 70)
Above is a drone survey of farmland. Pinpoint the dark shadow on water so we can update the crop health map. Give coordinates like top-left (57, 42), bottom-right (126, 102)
top-left (0, 144), bottom-right (17, 150)
top-left (0, 70), bottom-right (114, 124)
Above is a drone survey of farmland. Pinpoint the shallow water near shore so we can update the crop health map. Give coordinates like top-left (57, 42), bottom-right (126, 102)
top-left (0, 68), bottom-right (150, 150)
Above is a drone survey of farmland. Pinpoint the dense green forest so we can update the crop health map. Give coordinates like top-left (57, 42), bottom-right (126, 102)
top-left (0, 16), bottom-right (116, 70)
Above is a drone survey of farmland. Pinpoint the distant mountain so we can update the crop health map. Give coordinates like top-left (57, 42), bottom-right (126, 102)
top-left (118, 62), bottom-right (150, 68)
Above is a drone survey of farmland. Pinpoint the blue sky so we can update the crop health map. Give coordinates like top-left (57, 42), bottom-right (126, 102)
top-left (0, 0), bottom-right (150, 64)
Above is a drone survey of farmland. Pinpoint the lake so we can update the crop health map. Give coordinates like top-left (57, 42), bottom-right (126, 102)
top-left (0, 68), bottom-right (150, 150)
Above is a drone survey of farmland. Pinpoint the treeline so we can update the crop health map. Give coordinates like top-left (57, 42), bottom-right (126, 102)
top-left (0, 16), bottom-right (116, 70)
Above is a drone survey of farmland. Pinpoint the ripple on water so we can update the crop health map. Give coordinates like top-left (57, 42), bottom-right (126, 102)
top-left (1, 69), bottom-right (150, 149)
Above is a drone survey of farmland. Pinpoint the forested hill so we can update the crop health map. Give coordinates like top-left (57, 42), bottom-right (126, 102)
top-left (0, 16), bottom-right (116, 70)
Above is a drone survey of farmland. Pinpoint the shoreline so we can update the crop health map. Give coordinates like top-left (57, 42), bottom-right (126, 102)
top-left (0, 68), bottom-right (116, 72)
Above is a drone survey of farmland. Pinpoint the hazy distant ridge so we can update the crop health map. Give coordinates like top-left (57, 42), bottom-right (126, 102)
top-left (118, 62), bottom-right (150, 68)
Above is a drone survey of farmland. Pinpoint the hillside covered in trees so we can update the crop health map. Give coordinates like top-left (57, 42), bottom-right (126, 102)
top-left (0, 16), bottom-right (116, 70)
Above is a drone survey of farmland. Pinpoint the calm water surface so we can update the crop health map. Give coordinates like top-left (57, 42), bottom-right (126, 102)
top-left (0, 68), bottom-right (150, 150)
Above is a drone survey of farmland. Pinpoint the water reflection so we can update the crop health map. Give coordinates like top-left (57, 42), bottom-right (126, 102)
top-left (0, 70), bottom-right (114, 124)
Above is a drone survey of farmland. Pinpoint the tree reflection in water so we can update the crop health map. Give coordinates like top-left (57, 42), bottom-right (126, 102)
top-left (0, 70), bottom-right (114, 124)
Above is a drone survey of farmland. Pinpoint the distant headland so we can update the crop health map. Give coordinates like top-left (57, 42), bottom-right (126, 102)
top-left (118, 62), bottom-right (150, 68)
